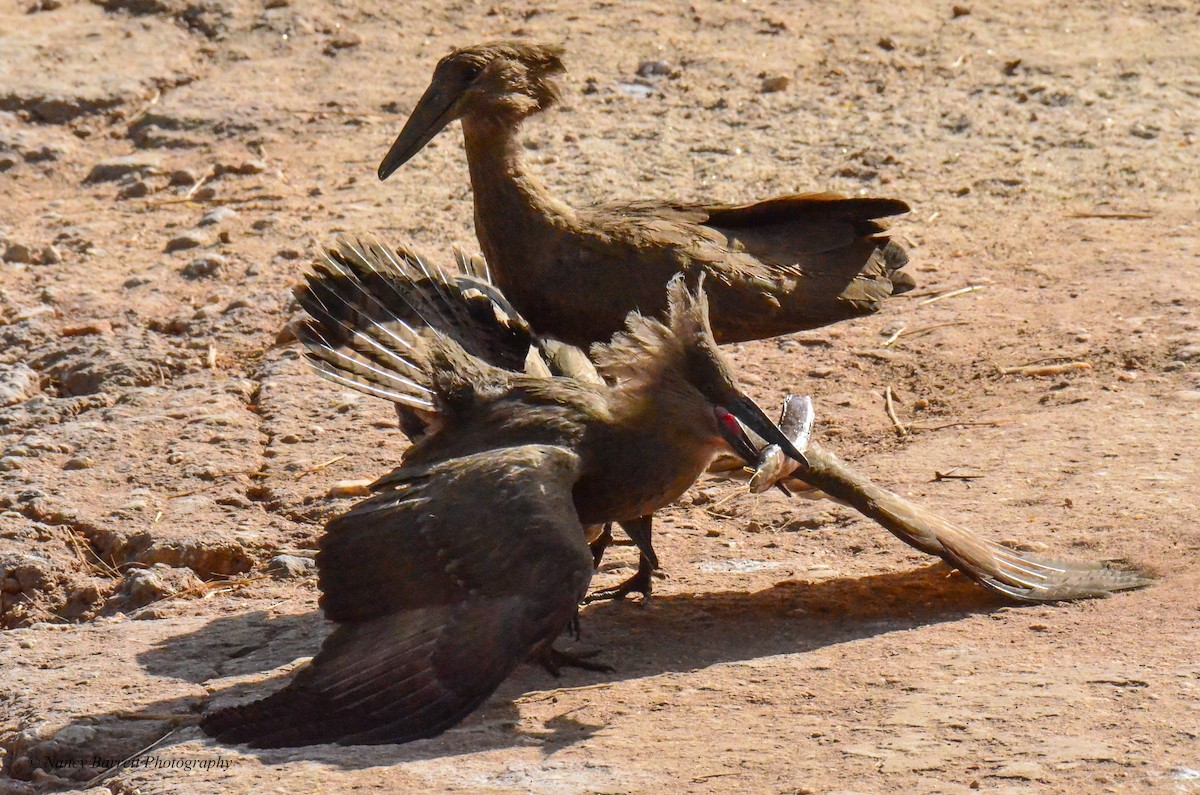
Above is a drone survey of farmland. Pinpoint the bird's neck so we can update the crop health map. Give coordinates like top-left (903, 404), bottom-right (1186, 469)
top-left (460, 114), bottom-right (575, 270)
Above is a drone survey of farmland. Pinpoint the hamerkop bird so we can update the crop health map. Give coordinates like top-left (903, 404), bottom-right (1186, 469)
top-left (377, 41), bottom-right (915, 348)
top-left (200, 237), bottom-right (804, 748)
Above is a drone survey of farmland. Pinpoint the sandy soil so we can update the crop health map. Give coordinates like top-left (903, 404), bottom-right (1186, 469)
top-left (2, 0), bottom-right (1198, 792)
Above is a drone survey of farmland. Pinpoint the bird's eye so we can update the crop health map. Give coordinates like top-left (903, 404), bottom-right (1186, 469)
top-left (463, 63), bottom-right (483, 81)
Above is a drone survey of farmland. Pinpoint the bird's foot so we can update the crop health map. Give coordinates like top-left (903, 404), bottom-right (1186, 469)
top-left (584, 562), bottom-right (660, 605)
top-left (532, 646), bottom-right (614, 677)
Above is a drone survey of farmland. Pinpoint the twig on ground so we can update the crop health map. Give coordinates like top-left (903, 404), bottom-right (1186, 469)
top-left (84, 728), bottom-right (179, 787)
top-left (124, 89), bottom-right (161, 128)
top-left (934, 469), bottom-right (984, 481)
top-left (295, 453), bottom-right (349, 480)
top-left (1066, 212), bottom-right (1154, 220)
top-left (908, 419), bottom-right (1013, 432)
top-left (918, 285), bottom-right (986, 305)
top-left (998, 361), bottom-right (1092, 376)
top-left (515, 681), bottom-right (617, 704)
top-left (882, 321), bottom-right (969, 347)
top-left (884, 386), bottom-right (908, 437)
top-left (61, 527), bottom-right (121, 579)
top-left (881, 325), bottom-right (906, 347)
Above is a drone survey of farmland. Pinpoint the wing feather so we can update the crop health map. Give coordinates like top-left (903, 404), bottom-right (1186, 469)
top-left (201, 445), bottom-right (592, 747)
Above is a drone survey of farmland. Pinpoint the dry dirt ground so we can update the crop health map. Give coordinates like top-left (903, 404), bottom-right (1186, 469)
top-left (1, 0), bottom-right (1199, 792)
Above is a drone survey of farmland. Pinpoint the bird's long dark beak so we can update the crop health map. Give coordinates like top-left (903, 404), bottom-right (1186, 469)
top-left (721, 395), bottom-right (810, 467)
top-left (378, 85), bottom-right (459, 180)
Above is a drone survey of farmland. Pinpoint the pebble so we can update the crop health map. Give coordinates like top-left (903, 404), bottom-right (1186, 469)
top-left (636, 60), bottom-right (673, 78)
top-left (807, 366), bottom-right (836, 378)
top-left (266, 554), bottom-right (316, 579)
top-left (326, 33), bottom-right (362, 52)
top-left (278, 433), bottom-right (302, 444)
top-left (1129, 123), bottom-right (1159, 140)
top-left (198, 207), bottom-right (238, 227)
top-left (264, 0), bottom-right (288, 7)
top-left (327, 478), bottom-right (373, 498)
top-left (181, 254), bottom-right (227, 279)
top-left (0, 456), bottom-right (20, 471)
top-left (784, 512), bottom-right (835, 531)
top-left (116, 180), bottom-right (150, 200)
top-left (215, 159), bottom-right (268, 177)
top-left (251, 217), bottom-right (276, 231)
top-left (63, 456), bottom-right (94, 470)
top-left (760, 75), bottom-right (790, 93)
top-left (1000, 538), bottom-right (1050, 552)
top-left (121, 564), bottom-right (202, 609)
top-left (1175, 344), bottom-right (1200, 362)
top-left (60, 320), bottom-right (113, 337)
top-left (3, 242), bottom-right (36, 264)
top-left (0, 363), bottom-right (40, 407)
top-left (168, 168), bottom-right (199, 187)
top-left (276, 247), bottom-right (302, 260)
top-left (1172, 390), bottom-right (1200, 403)
top-left (84, 154), bottom-right (161, 183)
top-left (616, 81), bottom-right (654, 99)
top-left (122, 275), bottom-right (154, 288)
top-left (40, 245), bottom-right (62, 264)
top-left (165, 233), bottom-right (207, 253)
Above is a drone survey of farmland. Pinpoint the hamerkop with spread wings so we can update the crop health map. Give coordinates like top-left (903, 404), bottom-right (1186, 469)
top-left (377, 42), bottom-right (914, 348)
top-left (200, 238), bottom-right (804, 748)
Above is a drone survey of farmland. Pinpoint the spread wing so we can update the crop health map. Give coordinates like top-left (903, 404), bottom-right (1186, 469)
top-left (201, 445), bottom-right (593, 748)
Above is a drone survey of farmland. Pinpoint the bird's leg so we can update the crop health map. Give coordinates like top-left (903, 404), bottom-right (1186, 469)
top-left (531, 646), bottom-right (614, 677)
top-left (589, 523), bottom-right (614, 568)
top-left (585, 516), bottom-right (659, 604)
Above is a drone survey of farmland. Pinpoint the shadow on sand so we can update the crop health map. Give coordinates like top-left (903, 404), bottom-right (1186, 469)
top-left (27, 563), bottom-right (1010, 781)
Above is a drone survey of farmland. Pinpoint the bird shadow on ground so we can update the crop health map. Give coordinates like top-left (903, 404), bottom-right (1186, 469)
top-left (34, 563), bottom-right (1010, 780)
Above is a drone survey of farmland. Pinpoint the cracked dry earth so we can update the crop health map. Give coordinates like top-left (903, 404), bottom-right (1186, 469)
top-left (1, 0), bottom-right (1198, 793)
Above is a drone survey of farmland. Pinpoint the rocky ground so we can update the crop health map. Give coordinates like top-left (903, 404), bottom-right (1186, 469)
top-left (1, 0), bottom-right (1198, 792)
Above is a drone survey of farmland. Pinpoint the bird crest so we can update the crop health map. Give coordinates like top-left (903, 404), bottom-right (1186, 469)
top-left (591, 273), bottom-right (716, 385)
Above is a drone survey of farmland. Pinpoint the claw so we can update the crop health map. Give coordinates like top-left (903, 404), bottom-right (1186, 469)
top-left (532, 646), bottom-right (614, 677)
top-left (584, 554), bottom-right (657, 604)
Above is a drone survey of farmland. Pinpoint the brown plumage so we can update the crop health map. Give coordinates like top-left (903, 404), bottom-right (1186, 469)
top-left (200, 238), bottom-right (802, 748)
top-left (377, 41), bottom-right (915, 348)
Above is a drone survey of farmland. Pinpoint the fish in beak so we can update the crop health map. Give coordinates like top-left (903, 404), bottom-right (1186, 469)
top-left (716, 394), bottom-right (809, 468)
top-left (378, 84), bottom-right (460, 180)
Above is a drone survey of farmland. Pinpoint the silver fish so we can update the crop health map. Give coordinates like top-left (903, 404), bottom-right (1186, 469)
top-left (749, 395), bottom-right (814, 493)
